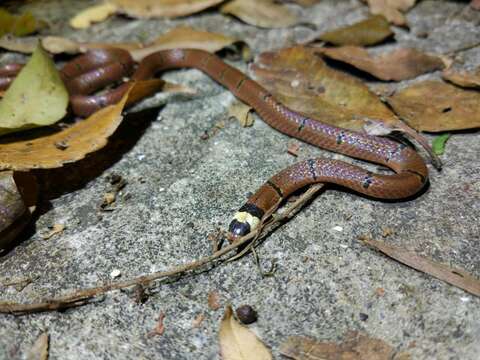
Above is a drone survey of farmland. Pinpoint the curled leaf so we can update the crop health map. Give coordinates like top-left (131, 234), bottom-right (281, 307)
top-left (442, 66), bottom-right (480, 89)
top-left (317, 46), bottom-right (444, 81)
top-left (220, 0), bottom-right (298, 28)
top-left (219, 305), bottom-right (272, 360)
top-left (317, 15), bottom-right (392, 46)
top-left (388, 80), bottom-right (480, 132)
top-left (131, 27), bottom-right (248, 61)
top-left (112, 0), bottom-right (226, 18)
top-left (69, 2), bottom-right (118, 29)
top-left (0, 171), bottom-right (37, 250)
top-left (0, 44), bottom-right (69, 136)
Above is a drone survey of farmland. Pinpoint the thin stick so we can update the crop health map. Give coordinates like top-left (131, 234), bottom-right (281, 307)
top-left (0, 184), bottom-right (324, 315)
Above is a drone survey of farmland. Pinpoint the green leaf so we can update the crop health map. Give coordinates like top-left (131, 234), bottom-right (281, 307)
top-left (318, 15), bottom-right (392, 46)
top-left (0, 8), bottom-right (44, 37)
top-left (432, 133), bottom-right (450, 155)
top-left (0, 43), bottom-right (69, 136)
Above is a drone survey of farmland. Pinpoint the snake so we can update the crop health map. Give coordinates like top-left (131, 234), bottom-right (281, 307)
top-left (0, 48), bottom-right (428, 240)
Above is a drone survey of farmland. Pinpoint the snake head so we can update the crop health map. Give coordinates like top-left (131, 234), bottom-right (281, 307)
top-left (228, 203), bottom-right (263, 240)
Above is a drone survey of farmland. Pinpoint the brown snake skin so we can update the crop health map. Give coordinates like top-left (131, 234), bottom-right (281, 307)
top-left (0, 48), bottom-right (428, 238)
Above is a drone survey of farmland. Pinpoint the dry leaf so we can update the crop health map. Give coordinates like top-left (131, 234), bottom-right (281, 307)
top-left (131, 27), bottom-right (247, 61)
top-left (0, 44), bottom-right (69, 136)
top-left (280, 332), bottom-right (399, 360)
top-left (317, 46), bottom-right (444, 81)
top-left (251, 46), bottom-right (400, 133)
top-left (112, 0), bottom-right (225, 18)
top-left (387, 80), bottom-right (480, 132)
top-left (26, 332), bottom-right (49, 360)
top-left (442, 66), bottom-right (480, 89)
top-left (208, 290), bottom-right (221, 310)
top-left (0, 35), bottom-right (142, 54)
top-left (361, 237), bottom-right (480, 297)
top-left (220, 0), bottom-right (298, 28)
top-left (219, 305), bottom-right (272, 360)
top-left (42, 223), bottom-right (65, 240)
top-left (317, 15), bottom-right (392, 46)
top-left (0, 171), bottom-right (37, 250)
top-left (0, 8), bottom-right (45, 37)
top-left (0, 85), bottom-right (135, 171)
top-left (228, 101), bottom-right (254, 127)
top-left (366, 0), bottom-right (416, 26)
top-left (69, 2), bottom-right (118, 29)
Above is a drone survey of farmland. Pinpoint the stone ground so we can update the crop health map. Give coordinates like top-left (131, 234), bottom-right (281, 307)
top-left (0, 0), bottom-right (479, 359)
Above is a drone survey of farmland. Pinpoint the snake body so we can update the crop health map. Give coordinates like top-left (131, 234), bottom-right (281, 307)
top-left (0, 48), bottom-right (428, 239)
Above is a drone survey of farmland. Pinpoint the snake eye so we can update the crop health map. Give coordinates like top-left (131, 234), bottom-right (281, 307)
top-left (228, 219), bottom-right (251, 238)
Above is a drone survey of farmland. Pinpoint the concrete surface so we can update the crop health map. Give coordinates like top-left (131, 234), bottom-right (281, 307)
top-left (0, 0), bottom-right (479, 359)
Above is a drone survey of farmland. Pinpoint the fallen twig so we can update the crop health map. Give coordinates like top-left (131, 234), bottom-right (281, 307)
top-left (0, 184), bottom-right (324, 315)
top-left (360, 236), bottom-right (480, 297)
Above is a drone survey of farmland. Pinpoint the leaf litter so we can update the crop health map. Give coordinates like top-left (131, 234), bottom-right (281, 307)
top-left (317, 46), bottom-right (445, 81)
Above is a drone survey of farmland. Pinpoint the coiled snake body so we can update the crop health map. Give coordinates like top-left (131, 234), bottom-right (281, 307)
top-left (0, 48), bottom-right (428, 239)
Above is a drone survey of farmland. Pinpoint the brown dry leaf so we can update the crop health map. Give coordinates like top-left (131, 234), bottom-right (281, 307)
top-left (361, 237), bottom-right (480, 297)
top-left (42, 223), bottom-right (65, 240)
top-left (319, 15), bottom-right (393, 46)
top-left (131, 26), bottom-right (247, 61)
top-left (112, 0), bottom-right (225, 18)
top-left (387, 80), bottom-right (480, 132)
top-left (208, 290), bottom-right (221, 310)
top-left (287, 141), bottom-right (301, 156)
top-left (317, 15), bottom-right (392, 46)
top-left (280, 332), bottom-right (400, 360)
top-left (0, 85), bottom-right (134, 171)
top-left (366, 0), bottom-right (416, 26)
top-left (219, 305), bottom-right (272, 360)
top-left (69, 2), bottom-right (118, 29)
top-left (0, 171), bottom-right (37, 250)
top-left (442, 66), bottom-right (480, 89)
top-left (26, 332), bottom-right (49, 360)
top-left (228, 101), bottom-right (254, 127)
top-left (220, 0), bottom-right (298, 28)
top-left (317, 46), bottom-right (444, 81)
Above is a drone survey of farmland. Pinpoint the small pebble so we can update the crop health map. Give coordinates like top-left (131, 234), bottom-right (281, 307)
top-left (333, 226), bottom-right (343, 232)
top-left (110, 269), bottom-right (121, 278)
top-left (359, 313), bottom-right (369, 321)
top-left (236, 305), bottom-right (257, 324)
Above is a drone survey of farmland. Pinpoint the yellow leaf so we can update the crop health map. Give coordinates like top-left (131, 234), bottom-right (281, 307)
top-left (219, 306), bottom-right (272, 360)
top-left (69, 2), bottom-right (118, 29)
top-left (0, 43), bottom-right (69, 136)
top-left (228, 101), bottom-right (254, 127)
